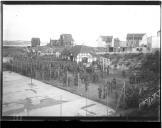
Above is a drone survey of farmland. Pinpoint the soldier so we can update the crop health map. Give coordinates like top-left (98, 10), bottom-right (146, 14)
top-left (109, 81), bottom-right (112, 95)
top-left (85, 79), bottom-right (89, 92)
top-left (107, 67), bottom-right (109, 75)
top-left (112, 78), bottom-right (117, 90)
top-left (105, 83), bottom-right (108, 98)
top-left (103, 85), bottom-right (106, 99)
top-left (98, 87), bottom-right (102, 99)
top-left (68, 77), bottom-right (71, 87)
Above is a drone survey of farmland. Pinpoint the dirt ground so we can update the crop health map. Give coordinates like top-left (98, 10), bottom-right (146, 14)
top-left (44, 70), bottom-right (130, 114)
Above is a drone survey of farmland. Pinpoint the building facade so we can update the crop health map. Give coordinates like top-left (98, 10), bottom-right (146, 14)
top-left (66, 45), bottom-right (97, 64)
top-left (126, 33), bottom-right (145, 48)
top-left (76, 53), bottom-right (97, 63)
top-left (59, 34), bottom-right (74, 47)
top-left (50, 39), bottom-right (58, 47)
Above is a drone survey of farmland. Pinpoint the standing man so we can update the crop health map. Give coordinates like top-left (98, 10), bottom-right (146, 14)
top-left (103, 84), bottom-right (106, 99)
top-left (109, 81), bottom-right (112, 96)
top-left (85, 77), bottom-right (89, 92)
top-left (112, 78), bottom-right (117, 90)
top-left (98, 86), bottom-right (102, 99)
top-left (107, 81), bottom-right (110, 96)
top-left (107, 66), bottom-right (109, 76)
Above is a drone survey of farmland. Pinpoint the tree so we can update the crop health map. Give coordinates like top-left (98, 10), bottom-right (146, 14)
top-left (125, 85), bottom-right (140, 108)
top-left (125, 51), bottom-right (160, 109)
top-left (139, 51), bottom-right (160, 89)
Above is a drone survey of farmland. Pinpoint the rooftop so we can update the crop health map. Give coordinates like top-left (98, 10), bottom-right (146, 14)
top-left (126, 33), bottom-right (145, 40)
top-left (63, 45), bottom-right (97, 57)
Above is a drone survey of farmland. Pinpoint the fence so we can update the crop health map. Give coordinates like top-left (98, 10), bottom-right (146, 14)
top-left (139, 90), bottom-right (160, 110)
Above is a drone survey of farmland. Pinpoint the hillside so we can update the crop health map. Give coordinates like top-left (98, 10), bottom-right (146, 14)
top-left (3, 46), bottom-right (26, 57)
top-left (3, 40), bottom-right (31, 47)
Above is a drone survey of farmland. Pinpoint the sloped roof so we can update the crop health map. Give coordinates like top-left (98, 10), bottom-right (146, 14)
top-left (94, 47), bottom-right (107, 52)
top-left (68, 45), bottom-right (97, 57)
top-left (33, 46), bottom-right (53, 53)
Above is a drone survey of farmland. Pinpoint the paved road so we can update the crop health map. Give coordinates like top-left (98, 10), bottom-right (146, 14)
top-left (3, 71), bottom-right (116, 116)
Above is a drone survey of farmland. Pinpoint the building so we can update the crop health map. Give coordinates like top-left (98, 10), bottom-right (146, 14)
top-left (99, 56), bottom-right (111, 71)
top-left (59, 34), bottom-right (74, 47)
top-left (49, 39), bottom-right (58, 47)
top-left (113, 38), bottom-right (120, 52)
top-left (119, 41), bottom-right (127, 52)
top-left (139, 34), bottom-right (152, 52)
top-left (66, 45), bottom-right (97, 63)
top-left (152, 31), bottom-right (160, 49)
top-left (114, 38), bottom-right (120, 48)
top-left (31, 38), bottom-right (40, 47)
top-left (139, 31), bottom-right (160, 52)
top-left (126, 33), bottom-right (145, 48)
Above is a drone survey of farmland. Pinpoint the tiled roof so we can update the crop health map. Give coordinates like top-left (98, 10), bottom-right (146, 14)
top-left (94, 47), bottom-right (107, 52)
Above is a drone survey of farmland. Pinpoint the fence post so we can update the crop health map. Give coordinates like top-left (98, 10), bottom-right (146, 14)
top-left (60, 95), bottom-right (62, 116)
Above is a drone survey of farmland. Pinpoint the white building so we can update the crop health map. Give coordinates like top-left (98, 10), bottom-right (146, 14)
top-left (69, 45), bottom-right (97, 64)
top-left (99, 56), bottom-right (111, 71)
top-left (139, 31), bottom-right (160, 52)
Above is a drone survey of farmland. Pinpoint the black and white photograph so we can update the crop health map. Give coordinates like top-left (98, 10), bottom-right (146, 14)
top-left (2, 2), bottom-right (161, 121)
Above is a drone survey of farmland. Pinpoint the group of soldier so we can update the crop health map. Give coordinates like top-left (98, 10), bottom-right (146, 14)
top-left (98, 78), bottom-right (117, 99)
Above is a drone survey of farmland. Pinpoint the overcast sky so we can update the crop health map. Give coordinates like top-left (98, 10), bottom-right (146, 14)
top-left (3, 5), bottom-right (160, 47)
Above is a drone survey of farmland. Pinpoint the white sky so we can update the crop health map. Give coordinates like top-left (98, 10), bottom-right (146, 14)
top-left (3, 5), bottom-right (160, 47)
